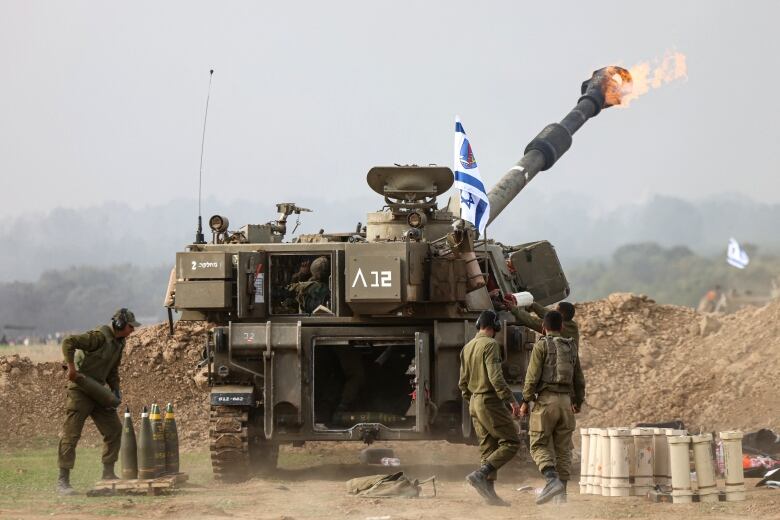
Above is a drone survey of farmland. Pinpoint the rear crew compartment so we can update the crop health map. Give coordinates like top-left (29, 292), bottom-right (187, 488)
top-left (312, 338), bottom-right (416, 431)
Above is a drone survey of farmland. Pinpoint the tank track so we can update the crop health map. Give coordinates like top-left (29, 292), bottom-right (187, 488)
top-left (209, 405), bottom-right (250, 482)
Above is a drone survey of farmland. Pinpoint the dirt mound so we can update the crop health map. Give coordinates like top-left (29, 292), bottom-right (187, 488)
top-left (0, 322), bottom-right (210, 449)
top-left (576, 293), bottom-right (780, 433)
top-left (1, 294), bottom-right (779, 449)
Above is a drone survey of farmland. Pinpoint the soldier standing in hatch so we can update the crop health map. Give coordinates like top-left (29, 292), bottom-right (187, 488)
top-left (520, 310), bottom-right (585, 505)
top-left (57, 308), bottom-right (140, 495)
top-left (459, 310), bottom-right (522, 506)
top-left (508, 299), bottom-right (579, 346)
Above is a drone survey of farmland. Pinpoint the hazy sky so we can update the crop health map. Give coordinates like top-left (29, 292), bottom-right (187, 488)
top-left (2, 1), bottom-right (779, 222)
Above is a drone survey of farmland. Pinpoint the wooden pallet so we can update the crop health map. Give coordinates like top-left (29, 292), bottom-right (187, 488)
top-left (90, 472), bottom-right (189, 496)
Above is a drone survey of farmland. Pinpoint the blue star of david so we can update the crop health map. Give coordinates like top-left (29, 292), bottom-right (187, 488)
top-left (461, 192), bottom-right (475, 209)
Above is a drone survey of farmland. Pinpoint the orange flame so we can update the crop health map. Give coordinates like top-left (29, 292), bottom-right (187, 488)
top-left (618, 51), bottom-right (687, 106)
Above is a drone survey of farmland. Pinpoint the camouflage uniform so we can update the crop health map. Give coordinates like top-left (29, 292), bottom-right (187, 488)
top-left (458, 331), bottom-right (520, 480)
top-left (58, 326), bottom-right (125, 469)
top-left (287, 280), bottom-right (330, 314)
top-left (510, 302), bottom-right (580, 346)
top-left (521, 332), bottom-right (585, 481)
top-left (286, 256), bottom-right (331, 314)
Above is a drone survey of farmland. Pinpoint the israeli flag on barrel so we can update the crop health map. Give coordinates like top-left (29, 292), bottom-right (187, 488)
top-left (453, 116), bottom-right (490, 236)
top-left (727, 237), bottom-right (750, 269)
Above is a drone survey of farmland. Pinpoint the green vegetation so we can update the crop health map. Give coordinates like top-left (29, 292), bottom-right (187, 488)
top-left (1, 242), bottom-right (778, 340)
top-left (568, 242), bottom-right (780, 307)
top-left (0, 265), bottom-right (170, 335)
top-left (0, 446), bottom-right (212, 515)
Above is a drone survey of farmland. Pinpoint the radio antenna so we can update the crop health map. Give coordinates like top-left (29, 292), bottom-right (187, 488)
top-left (195, 69), bottom-right (214, 244)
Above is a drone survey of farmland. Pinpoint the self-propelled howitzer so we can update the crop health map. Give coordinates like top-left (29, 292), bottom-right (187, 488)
top-left (167, 66), bottom-right (633, 481)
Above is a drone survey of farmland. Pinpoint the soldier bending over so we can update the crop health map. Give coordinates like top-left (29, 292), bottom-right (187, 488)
top-left (57, 308), bottom-right (140, 495)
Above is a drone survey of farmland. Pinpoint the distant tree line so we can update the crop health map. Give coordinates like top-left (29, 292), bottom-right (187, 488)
top-left (568, 242), bottom-right (780, 307)
top-left (1, 244), bottom-right (779, 335)
top-left (0, 265), bottom-right (170, 335)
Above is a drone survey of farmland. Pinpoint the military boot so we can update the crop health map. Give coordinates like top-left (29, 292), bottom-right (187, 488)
top-left (536, 467), bottom-right (564, 505)
top-left (465, 463), bottom-right (495, 503)
top-left (553, 480), bottom-right (568, 504)
top-left (57, 468), bottom-right (76, 496)
top-left (485, 480), bottom-right (511, 507)
top-left (101, 463), bottom-right (119, 480)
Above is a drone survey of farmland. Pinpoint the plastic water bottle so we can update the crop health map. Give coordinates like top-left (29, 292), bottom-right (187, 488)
top-left (381, 457), bottom-right (401, 466)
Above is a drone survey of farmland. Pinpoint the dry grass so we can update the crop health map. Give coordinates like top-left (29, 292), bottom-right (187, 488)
top-left (0, 343), bottom-right (62, 363)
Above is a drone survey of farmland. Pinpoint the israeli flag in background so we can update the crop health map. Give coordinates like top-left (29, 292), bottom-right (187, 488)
top-left (453, 116), bottom-right (490, 236)
top-left (727, 237), bottom-right (750, 269)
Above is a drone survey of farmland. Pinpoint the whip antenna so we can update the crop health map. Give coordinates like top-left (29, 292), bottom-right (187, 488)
top-left (195, 69), bottom-right (214, 244)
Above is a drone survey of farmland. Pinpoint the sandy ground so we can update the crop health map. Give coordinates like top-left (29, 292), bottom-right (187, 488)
top-left (3, 472), bottom-right (778, 520)
top-left (3, 297), bottom-right (780, 518)
top-left (1, 442), bottom-right (779, 520)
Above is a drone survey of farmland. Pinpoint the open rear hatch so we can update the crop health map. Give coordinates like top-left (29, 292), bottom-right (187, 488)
top-left (313, 333), bottom-right (430, 434)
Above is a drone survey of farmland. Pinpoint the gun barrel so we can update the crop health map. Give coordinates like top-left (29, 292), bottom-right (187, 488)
top-left (487, 66), bottom-right (631, 224)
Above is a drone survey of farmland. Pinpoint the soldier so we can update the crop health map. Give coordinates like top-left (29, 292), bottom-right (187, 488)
top-left (520, 310), bottom-right (585, 505)
top-left (696, 285), bottom-right (722, 313)
top-left (459, 310), bottom-right (522, 506)
top-left (508, 299), bottom-right (579, 346)
top-left (57, 308), bottom-right (140, 495)
top-left (287, 256), bottom-right (330, 314)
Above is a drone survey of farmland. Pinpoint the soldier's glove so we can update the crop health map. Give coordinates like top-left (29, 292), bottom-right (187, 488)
top-left (571, 403), bottom-right (581, 414)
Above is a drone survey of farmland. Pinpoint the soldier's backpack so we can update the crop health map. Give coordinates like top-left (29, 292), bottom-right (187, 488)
top-left (541, 336), bottom-right (577, 386)
top-left (346, 472), bottom-right (436, 498)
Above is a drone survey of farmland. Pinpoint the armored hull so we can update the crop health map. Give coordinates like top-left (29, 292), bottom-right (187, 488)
top-left (170, 66), bottom-right (634, 480)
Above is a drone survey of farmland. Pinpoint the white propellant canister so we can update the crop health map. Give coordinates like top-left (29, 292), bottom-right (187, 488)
top-left (590, 428), bottom-right (602, 495)
top-left (586, 428), bottom-right (601, 495)
top-left (608, 428), bottom-right (632, 497)
top-left (601, 428), bottom-right (612, 497)
top-left (632, 427), bottom-right (655, 496)
top-left (652, 428), bottom-right (670, 486)
top-left (510, 291), bottom-right (534, 308)
top-left (579, 428), bottom-right (591, 494)
top-left (668, 435), bottom-right (694, 504)
top-left (720, 431), bottom-right (745, 501)
top-left (691, 433), bottom-right (719, 503)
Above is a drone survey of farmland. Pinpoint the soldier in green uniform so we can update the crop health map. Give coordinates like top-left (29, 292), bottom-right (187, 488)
top-left (57, 308), bottom-right (140, 495)
top-left (519, 310), bottom-right (585, 505)
top-left (459, 310), bottom-right (522, 506)
top-left (509, 299), bottom-right (579, 346)
top-left (287, 256), bottom-right (331, 314)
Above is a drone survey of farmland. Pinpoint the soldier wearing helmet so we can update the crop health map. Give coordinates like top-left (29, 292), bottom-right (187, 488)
top-left (57, 308), bottom-right (141, 495)
top-left (287, 256), bottom-right (331, 314)
top-left (459, 310), bottom-right (522, 506)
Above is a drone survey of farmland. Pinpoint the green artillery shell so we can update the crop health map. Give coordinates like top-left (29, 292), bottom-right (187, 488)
top-left (74, 374), bottom-right (120, 408)
top-left (163, 403), bottom-right (180, 474)
top-left (150, 403), bottom-right (166, 477)
top-left (120, 405), bottom-right (138, 479)
top-left (137, 406), bottom-right (156, 479)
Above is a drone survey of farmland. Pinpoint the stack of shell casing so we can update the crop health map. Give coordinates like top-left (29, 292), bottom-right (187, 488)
top-left (120, 403), bottom-right (180, 480)
top-left (579, 427), bottom-right (746, 503)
